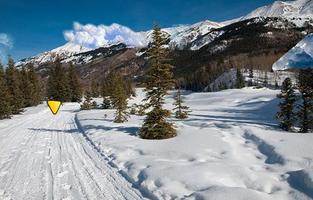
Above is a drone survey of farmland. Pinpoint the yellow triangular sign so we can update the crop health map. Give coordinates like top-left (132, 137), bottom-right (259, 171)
top-left (47, 100), bottom-right (62, 115)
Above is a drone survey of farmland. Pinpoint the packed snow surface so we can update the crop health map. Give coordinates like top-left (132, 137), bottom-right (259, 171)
top-left (273, 33), bottom-right (313, 71)
top-left (0, 104), bottom-right (144, 200)
top-left (1, 88), bottom-right (313, 199)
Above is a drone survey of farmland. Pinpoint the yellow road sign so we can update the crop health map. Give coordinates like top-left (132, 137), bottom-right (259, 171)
top-left (47, 100), bottom-right (62, 115)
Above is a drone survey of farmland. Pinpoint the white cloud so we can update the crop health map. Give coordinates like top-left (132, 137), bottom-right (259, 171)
top-left (0, 33), bottom-right (13, 63)
top-left (63, 22), bottom-right (148, 49)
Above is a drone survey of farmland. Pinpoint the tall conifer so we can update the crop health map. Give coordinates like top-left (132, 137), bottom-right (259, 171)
top-left (297, 69), bottom-right (313, 133)
top-left (140, 25), bottom-right (176, 139)
top-left (0, 62), bottom-right (11, 119)
top-left (68, 63), bottom-right (82, 102)
top-left (276, 78), bottom-right (296, 131)
top-left (5, 56), bottom-right (24, 114)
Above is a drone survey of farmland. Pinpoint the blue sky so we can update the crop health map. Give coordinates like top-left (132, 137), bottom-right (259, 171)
top-left (0, 0), bottom-right (275, 63)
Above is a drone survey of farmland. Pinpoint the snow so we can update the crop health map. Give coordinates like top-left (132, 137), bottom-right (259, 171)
top-left (241, 0), bottom-right (313, 21)
top-left (273, 33), bottom-right (313, 71)
top-left (1, 88), bottom-right (313, 199)
top-left (0, 103), bottom-right (144, 200)
top-left (75, 88), bottom-right (313, 200)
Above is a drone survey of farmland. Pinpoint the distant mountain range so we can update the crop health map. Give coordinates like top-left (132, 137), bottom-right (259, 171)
top-left (15, 0), bottom-right (313, 90)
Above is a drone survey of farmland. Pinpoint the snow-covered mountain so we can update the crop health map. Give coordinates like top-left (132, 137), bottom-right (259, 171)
top-left (273, 33), bottom-right (313, 70)
top-left (16, 43), bottom-right (92, 67)
top-left (242, 0), bottom-right (313, 20)
top-left (16, 0), bottom-right (313, 68)
top-left (16, 20), bottom-right (223, 67)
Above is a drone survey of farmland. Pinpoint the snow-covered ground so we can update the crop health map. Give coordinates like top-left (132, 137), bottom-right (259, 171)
top-left (0, 103), bottom-right (144, 200)
top-left (1, 88), bottom-right (313, 200)
top-left (77, 88), bottom-right (313, 200)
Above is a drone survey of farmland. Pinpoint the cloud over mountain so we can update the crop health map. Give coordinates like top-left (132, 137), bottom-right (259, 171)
top-left (63, 22), bottom-right (148, 49)
top-left (0, 33), bottom-right (13, 63)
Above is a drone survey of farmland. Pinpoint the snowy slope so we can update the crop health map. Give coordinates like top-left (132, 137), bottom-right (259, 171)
top-left (222, 0), bottom-right (313, 26)
top-left (273, 33), bottom-right (313, 70)
top-left (15, 43), bottom-right (92, 67)
top-left (76, 88), bottom-right (313, 200)
top-left (16, 21), bottom-right (223, 67)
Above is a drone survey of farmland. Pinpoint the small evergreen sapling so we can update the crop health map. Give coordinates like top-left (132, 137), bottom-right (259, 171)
top-left (173, 89), bottom-right (190, 119)
top-left (276, 78), bottom-right (296, 131)
top-left (235, 68), bottom-right (245, 89)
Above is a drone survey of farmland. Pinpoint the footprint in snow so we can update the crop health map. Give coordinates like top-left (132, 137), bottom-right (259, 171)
top-left (57, 171), bottom-right (69, 178)
top-left (62, 184), bottom-right (72, 190)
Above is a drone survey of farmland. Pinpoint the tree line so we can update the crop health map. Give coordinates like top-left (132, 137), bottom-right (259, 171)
top-left (0, 57), bottom-right (42, 119)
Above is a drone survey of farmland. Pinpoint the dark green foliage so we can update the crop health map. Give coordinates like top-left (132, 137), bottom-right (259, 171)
top-left (68, 64), bottom-right (82, 102)
top-left (297, 69), bottom-right (313, 133)
top-left (235, 68), bottom-right (245, 89)
top-left (80, 91), bottom-right (95, 110)
top-left (276, 78), bottom-right (296, 131)
top-left (27, 64), bottom-right (42, 106)
top-left (102, 97), bottom-right (112, 109)
top-left (173, 89), bottom-right (190, 119)
top-left (5, 57), bottom-right (24, 114)
top-left (47, 58), bottom-right (71, 102)
top-left (263, 71), bottom-right (268, 87)
top-left (110, 73), bottom-right (129, 123)
top-left (248, 66), bottom-right (254, 87)
top-left (0, 62), bottom-right (11, 119)
top-left (140, 25), bottom-right (176, 139)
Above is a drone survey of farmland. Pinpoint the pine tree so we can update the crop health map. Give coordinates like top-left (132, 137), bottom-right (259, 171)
top-left (140, 24), bottom-right (176, 139)
top-left (173, 88), bottom-right (190, 119)
top-left (68, 63), bottom-right (82, 102)
top-left (276, 78), bottom-right (296, 131)
top-left (263, 71), bottom-right (268, 87)
top-left (80, 91), bottom-right (94, 110)
top-left (20, 66), bottom-right (33, 107)
top-left (47, 58), bottom-right (71, 102)
top-left (297, 69), bottom-right (313, 133)
top-left (27, 64), bottom-right (42, 106)
top-left (110, 73), bottom-right (129, 123)
top-left (235, 68), bottom-right (245, 89)
top-left (5, 56), bottom-right (24, 114)
top-left (248, 66), bottom-right (254, 87)
top-left (0, 62), bottom-right (12, 119)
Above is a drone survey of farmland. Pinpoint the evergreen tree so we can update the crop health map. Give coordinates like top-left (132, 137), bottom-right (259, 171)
top-left (173, 88), bottom-right (190, 119)
top-left (20, 66), bottom-right (33, 107)
top-left (235, 68), bottom-right (245, 89)
top-left (27, 64), bottom-right (42, 106)
top-left (276, 78), bottom-right (296, 131)
top-left (248, 66), bottom-right (254, 87)
top-left (140, 24), bottom-right (176, 139)
top-left (110, 73), bottom-right (129, 123)
top-left (297, 69), bottom-right (313, 133)
top-left (0, 62), bottom-right (11, 119)
top-left (263, 71), bottom-right (268, 87)
top-left (5, 56), bottom-right (24, 114)
top-left (80, 91), bottom-right (95, 110)
top-left (47, 58), bottom-right (71, 102)
top-left (67, 63), bottom-right (82, 102)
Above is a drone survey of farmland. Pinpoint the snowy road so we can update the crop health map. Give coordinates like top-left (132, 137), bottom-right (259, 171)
top-left (0, 103), bottom-right (144, 200)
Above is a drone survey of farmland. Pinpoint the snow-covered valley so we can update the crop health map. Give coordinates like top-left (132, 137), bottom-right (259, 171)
top-left (1, 88), bottom-right (312, 200)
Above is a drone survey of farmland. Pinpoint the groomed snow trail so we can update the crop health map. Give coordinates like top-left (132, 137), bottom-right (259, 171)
top-left (0, 103), bottom-right (144, 200)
